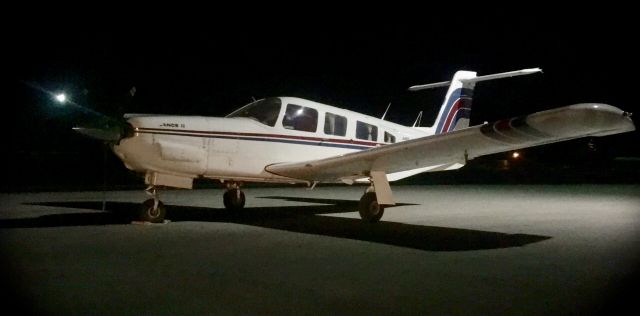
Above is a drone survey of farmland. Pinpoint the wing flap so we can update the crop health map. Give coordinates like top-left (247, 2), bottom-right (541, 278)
top-left (265, 104), bottom-right (634, 182)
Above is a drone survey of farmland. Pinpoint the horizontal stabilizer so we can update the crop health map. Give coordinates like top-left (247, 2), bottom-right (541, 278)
top-left (461, 68), bottom-right (542, 84)
top-left (408, 68), bottom-right (542, 91)
top-left (408, 81), bottom-right (451, 91)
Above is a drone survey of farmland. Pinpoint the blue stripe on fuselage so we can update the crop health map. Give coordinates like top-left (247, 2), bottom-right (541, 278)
top-left (138, 131), bottom-right (374, 150)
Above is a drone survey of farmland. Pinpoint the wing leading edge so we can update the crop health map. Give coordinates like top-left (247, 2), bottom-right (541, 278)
top-left (265, 104), bottom-right (635, 183)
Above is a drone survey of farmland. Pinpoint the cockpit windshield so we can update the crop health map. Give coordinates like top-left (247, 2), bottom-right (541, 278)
top-left (226, 98), bottom-right (282, 127)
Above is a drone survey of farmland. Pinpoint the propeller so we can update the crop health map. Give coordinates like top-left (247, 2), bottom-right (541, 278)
top-left (24, 81), bottom-right (135, 144)
top-left (73, 86), bottom-right (137, 144)
top-left (72, 116), bottom-right (134, 143)
top-left (25, 81), bottom-right (137, 210)
top-left (67, 87), bottom-right (138, 211)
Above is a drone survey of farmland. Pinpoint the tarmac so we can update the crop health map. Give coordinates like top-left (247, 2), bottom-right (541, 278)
top-left (1, 184), bottom-right (639, 315)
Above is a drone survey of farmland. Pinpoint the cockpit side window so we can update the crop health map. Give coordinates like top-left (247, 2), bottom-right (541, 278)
top-left (226, 98), bottom-right (282, 127)
top-left (356, 121), bottom-right (378, 141)
top-left (324, 112), bottom-right (347, 136)
top-left (282, 104), bottom-right (318, 132)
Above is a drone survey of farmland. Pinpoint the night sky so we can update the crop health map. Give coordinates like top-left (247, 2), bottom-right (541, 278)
top-left (6, 11), bottom-right (639, 190)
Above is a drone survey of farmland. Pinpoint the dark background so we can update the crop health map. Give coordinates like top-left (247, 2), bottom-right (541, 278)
top-left (5, 10), bottom-right (639, 191)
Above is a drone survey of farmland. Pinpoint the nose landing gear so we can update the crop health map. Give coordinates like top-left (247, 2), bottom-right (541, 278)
top-left (141, 186), bottom-right (166, 223)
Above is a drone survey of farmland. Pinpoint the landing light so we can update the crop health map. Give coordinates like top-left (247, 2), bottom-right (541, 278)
top-left (512, 152), bottom-right (520, 159)
top-left (55, 93), bottom-right (67, 103)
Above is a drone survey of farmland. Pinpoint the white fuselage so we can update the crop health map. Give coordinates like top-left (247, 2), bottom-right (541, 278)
top-left (112, 97), bottom-right (429, 184)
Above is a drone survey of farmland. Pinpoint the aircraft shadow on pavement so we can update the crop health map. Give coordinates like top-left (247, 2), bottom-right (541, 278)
top-left (4, 197), bottom-right (552, 252)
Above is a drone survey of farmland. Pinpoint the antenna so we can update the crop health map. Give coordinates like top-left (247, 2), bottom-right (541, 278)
top-left (412, 111), bottom-right (423, 127)
top-left (381, 102), bottom-right (392, 120)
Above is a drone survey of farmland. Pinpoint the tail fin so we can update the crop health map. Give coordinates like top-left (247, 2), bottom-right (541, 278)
top-left (409, 68), bottom-right (542, 134)
top-left (432, 71), bottom-right (477, 134)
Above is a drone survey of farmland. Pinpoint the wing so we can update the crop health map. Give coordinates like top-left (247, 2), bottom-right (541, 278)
top-left (265, 104), bottom-right (634, 182)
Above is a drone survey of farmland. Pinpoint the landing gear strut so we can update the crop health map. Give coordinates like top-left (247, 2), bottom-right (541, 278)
top-left (223, 182), bottom-right (245, 211)
top-left (141, 186), bottom-right (166, 223)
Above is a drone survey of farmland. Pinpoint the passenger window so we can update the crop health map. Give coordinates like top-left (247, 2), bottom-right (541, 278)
top-left (324, 113), bottom-right (347, 136)
top-left (282, 104), bottom-right (318, 132)
top-left (356, 121), bottom-right (378, 141)
top-left (384, 131), bottom-right (396, 143)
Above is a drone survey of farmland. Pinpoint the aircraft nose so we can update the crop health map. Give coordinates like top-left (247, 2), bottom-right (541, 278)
top-left (112, 142), bottom-right (126, 160)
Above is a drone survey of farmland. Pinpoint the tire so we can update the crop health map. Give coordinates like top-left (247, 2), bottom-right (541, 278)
top-left (141, 199), bottom-right (166, 223)
top-left (223, 189), bottom-right (246, 211)
top-left (358, 192), bottom-right (384, 223)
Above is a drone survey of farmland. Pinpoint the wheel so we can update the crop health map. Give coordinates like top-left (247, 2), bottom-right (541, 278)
top-left (223, 189), bottom-right (245, 211)
top-left (141, 198), bottom-right (166, 223)
top-left (358, 192), bottom-right (384, 223)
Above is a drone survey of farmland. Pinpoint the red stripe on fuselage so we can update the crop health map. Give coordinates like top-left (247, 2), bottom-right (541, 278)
top-left (136, 127), bottom-right (384, 146)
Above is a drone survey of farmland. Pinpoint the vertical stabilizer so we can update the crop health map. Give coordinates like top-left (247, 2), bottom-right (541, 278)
top-left (432, 71), bottom-right (477, 134)
top-left (408, 68), bottom-right (542, 135)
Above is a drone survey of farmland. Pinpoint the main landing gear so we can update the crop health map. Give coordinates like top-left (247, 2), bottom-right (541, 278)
top-left (359, 189), bottom-right (384, 223)
top-left (141, 186), bottom-right (166, 223)
top-left (357, 171), bottom-right (395, 223)
top-left (223, 182), bottom-right (245, 211)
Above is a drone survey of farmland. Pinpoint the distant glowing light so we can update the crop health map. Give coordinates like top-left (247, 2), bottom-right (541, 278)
top-left (512, 152), bottom-right (520, 159)
top-left (55, 93), bottom-right (67, 103)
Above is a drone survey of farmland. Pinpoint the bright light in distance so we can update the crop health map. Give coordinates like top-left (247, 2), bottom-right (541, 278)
top-left (512, 152), bottom-right (520, 159)
top-left (55, 93), bottom-right (67, 103)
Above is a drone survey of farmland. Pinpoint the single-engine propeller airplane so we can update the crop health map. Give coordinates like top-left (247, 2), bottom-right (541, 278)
top-left (68, 68), bottom-right (635, 223)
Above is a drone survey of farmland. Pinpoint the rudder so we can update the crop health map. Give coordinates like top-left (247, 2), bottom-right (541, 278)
top-left (433, 71), bottom-right (477, 134)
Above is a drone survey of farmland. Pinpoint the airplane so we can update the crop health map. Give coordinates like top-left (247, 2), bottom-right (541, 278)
top-left (69, 67), bottom-right (635, 223)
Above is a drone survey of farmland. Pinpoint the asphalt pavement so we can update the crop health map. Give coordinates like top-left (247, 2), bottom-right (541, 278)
top-left (1, 184), bottom-right (638, 315)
